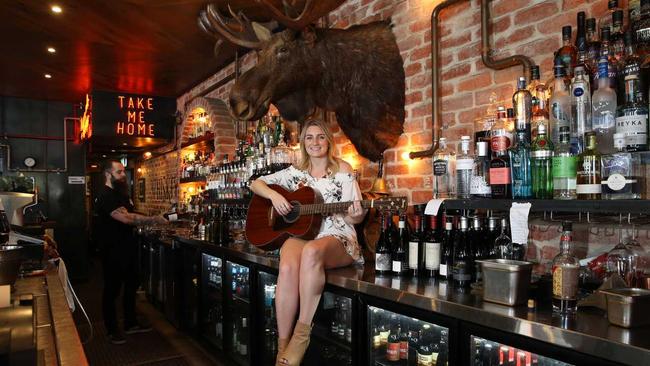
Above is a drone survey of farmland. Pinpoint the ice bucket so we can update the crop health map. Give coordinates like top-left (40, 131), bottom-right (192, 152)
top-left (478, 259), bottom-right (533, 306)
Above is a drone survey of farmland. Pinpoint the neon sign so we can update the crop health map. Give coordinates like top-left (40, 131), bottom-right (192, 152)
top-left (80, 94), bottom-right (92, 140)
top-left (115, 95), bottom-right (156, 137)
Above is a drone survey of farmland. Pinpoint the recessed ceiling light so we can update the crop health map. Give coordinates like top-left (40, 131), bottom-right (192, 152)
top-left (102, 154), bottom-right (107, 158)
top-left (47, 47), bottom-right (56, 53)
top-left (44, 74), bottom-right (52, 79)
top-left (51, 5), bottom-right (62, 14)
top-left (122, 143), bottom-right (127, 146)
top-left (111, 149), bottom-right (116, 152)
top-left (90, 164), bottom-right (98, 168)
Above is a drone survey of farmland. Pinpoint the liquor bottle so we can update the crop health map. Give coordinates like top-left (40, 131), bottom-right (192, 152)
top-left (372, 325), bottom-right (381, 350)
top-left (392, 216), bottom-right (409, 276)
top-left (593, 27), bottom-right (619, 90)
top-left (424, 215), bottom-right (441, 278)
top-left (601, 133), bottom-right (643, 199)
top-left (489, 108), bottom-right (513, 198)
top-left (618, 30), bottom-right (644, 107)
top-left (513, 77), bottom-right (532, 140)
top-left (495, 218), bottom-right (512, 260)
top-left (552, 126), bottom-right (578, 200)
top-left (387, 317), bottom-right (401, 362)
top-left (586, 18), bottom-right (601, 79)
top-left (575, 11), bottom-right (587, 51)
top-left (433, 137), bottom-right (456, 198)
top-left (487, 216), bottom-right (500, 259)
top-left (599, 0), bottom-right (624, 32)
top-left (529, 66), bottom-right (550, 141)
top-left (379, 312), bottom-right (390, 348)
top-left (407, 326), bottom-right (419, 366)
top-left (437, 329), bottom-right (449, 366)
top-left (531, 123), bottom-right (554, 199)
top-left (375, 215), bottom-right (392, 275)
top-left (439, 220), bottom-right (454, 281)
top-left (576, 131), bottom-right (602, 199)
top-left (456, 136), bottom-right (474, 199)
top-left (399, 320), bottom-right (410, 361)
top-left (474, 92), bottom-right (498, 155)
top-left (556, 25), bottom-right (577, 79)
top-left (616, 74), bottom-right (649, 151)
top-left (592, 56), bottom-right (618, 154)
top-left (416, 324), bottom-right (435, 366)
top-left (409, 214), bottom-right (425, 277)
top-left (633, 0), bottom-right (650, 58)
top-left (470, 141), bottom-right (492, 197)
top-left (240, 317), bottom-right (248, 356)
top-left (631, 0), bottom-right (642, 24)
top-left (550, 59), bottom-right (571, 147)
top-left (452, 216), bottom-right (472, 288)
top-left (570, 65), bottom-right (592, 154)
top-left (471, 217), bottom-right (484, 284)
top-left (508, 130), bottom-right (533, 199)
top-left (611, 10), bottom-right (626, 62)
top-left (552, 221), bottom-right (580, 314)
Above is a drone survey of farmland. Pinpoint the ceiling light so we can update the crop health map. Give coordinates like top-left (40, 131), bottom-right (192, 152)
top-left (47, 47), bottom-right (56, 53)
top-left (90, 164), bottom-right (98, 168)
top-left (102, 154), bottom-right (107, 158)
top-left (51, 5), bottom-right (62, 13)
top-left (44, 74), bottom-right (52, 79)
top-left (111, 149), bottom-right (116, 153)
top-left (122, 143), bottom-right (127, 146)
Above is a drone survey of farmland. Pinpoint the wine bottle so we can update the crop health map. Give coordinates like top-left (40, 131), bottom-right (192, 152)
top-left (392, 215), bottom-right (410, 276)
top-left (424, 215), bottom-right (441, 278)
top-left (453, 216), bottom-right (473, 288)
top-left (439, 220), bottom-right (454, 280)
top-left (375, 215), bottom-right (392, 275)
top-left (409, 214), bottom-right (424, 277)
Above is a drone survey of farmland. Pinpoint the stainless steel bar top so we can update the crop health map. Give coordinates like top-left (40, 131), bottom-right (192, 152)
top-left (173, 236), bottom-right (650, 366)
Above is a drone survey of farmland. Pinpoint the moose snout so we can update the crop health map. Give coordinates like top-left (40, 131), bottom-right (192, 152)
top-left (229, 96), bottom-right (251, 119)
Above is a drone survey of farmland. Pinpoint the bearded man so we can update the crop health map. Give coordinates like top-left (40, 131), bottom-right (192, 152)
top-left (94, 159), bottom-right (167, 344)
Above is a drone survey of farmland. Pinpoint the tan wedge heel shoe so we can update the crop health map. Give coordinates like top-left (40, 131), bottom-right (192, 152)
top-left (278, 322), bottom-right (313, 366)
top-left (275, 337), bottom-right (290, 366)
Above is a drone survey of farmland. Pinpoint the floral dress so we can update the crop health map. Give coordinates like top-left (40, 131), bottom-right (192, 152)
top-left (259, 165), bottom-right (365, 264)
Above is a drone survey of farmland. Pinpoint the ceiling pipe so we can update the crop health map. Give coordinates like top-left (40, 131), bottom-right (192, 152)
top-left (409, 0), bottom-right (535, 160)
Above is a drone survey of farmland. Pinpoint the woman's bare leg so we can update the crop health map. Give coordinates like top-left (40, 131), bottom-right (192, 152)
top-left (275, 237), bottom-right (306, 339)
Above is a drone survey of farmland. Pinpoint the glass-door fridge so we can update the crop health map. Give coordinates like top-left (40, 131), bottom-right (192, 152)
top-left (304, 290), bottom-right (354, 365)
top-left (258, 271), bottom-right (278, 366)
top-left (226, 261), bottom-right (252, 366)
top-left (200, 253), bottom-right (224, 350)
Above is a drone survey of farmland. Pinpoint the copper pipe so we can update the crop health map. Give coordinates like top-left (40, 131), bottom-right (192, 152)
top-left (410, 0), bottom-right (535, 160)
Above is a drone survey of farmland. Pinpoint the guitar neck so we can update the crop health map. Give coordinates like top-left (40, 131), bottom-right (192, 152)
top-left (298, 200), bottom-right (375, 216)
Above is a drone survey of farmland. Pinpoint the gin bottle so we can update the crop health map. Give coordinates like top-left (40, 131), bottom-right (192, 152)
top-left (552, 221), bottom-right (580, 314)
top-left (456, 136), bottom-right (474, 199)
top-left (513, 76), bottom-right (532, 140)
top-left (531, 123), bottom-right (554, 199)
top-left (508, 131), bottom-right (532, 199)
top-left (552, 126), bottom-right (577, 200)
top-left (433, 138), bottom-right (456, 198)
top-left (576, 131), bottom-right (602, 199)
top-left (470, 141), bottom-right (492, 198)
top-left (490, 108), bottom-right (513, 198)
top-left (550, 59), bottom-right (571, 147)
top-left (615, 74), bottom-right (649, 152)
top-left (601, 133), bottom-right (643, 199)
top-left (592, 57), bottom-right (618, 154)
top-left (570, 66), bottom-right (592, 154)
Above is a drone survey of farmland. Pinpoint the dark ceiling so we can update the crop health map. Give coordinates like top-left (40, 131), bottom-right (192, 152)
top-left (0, 0), bottom-right (288, 104)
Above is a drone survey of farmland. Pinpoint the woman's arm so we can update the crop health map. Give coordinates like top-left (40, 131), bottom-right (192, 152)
top-left (250, 179), bottom-right (293, 216)
top-left (338, 160), bottom-right (366, 225)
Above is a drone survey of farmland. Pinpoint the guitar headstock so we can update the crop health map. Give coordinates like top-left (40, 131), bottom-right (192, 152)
top-left (373, 196), bottom-right (408, 212)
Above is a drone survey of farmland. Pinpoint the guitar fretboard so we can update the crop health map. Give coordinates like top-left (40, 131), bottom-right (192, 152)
top-left (297, 200), bottom-right (377, 215)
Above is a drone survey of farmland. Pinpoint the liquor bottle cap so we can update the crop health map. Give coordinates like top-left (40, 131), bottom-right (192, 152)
top-left (517, 76), bottom-right (526, 89)
top-left (562, 221), bottom-right (572, 231)
top-left (562, 25), bottom-right (572, 38)
top-left (460, 216), bottom-right (469, 229)
top-left (445, 221), bottom-right (453, 230)
top-left (477, 141), bottom-right (488, 156)
top-left (507, 108), bottom-right (515, 118)
top-left (613, 10), bottom-right (624, 24)
top-left (608, 0), bottom-right (618, 9)
top-left (537, 123), bottom-right (547, 134)
top-left (461, 135), bottom-right (470, 141)
top-left (473, 217), bottom-right (482, 228)
top-left (586, 18), bottom-right (596, 30)
top-left (439, 137), bottom-right (447, 142)
top-left (530, 65), bottom-right (540, 80)
top-left (553, 58), bottom-right (565, 77)
top-left (600, 26), bottom-right (611, 41)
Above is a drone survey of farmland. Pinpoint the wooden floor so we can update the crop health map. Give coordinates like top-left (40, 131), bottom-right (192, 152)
top-left (70, 258), bottom-right (224, 366)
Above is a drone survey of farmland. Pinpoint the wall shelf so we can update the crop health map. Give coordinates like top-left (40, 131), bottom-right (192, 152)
top-left (181, 132), bottom-right (215, 150)
top-left (179, 176), bottom-right (207, 184)
top-left (441, 198), bottom-right (650, 214)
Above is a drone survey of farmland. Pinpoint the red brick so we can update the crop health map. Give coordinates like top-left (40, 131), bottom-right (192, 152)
top-left (216, 137), bottom-right (236, 145)
top-left (475, 84), bottom-right (514, 105)
top-left (441, 63), bottom-right (471, 81)
top-left (359, 178), bottom-right (372, 191)
top-left (405, 62), bottom-right (423, 77)
top-left (383, 150), bottom-right (397, 163)
top-left (362, 165), bottom-right (378, 178)
top-left (441, 112), bottom-right (457, 128)
top-left (440, 54), bottom-right (454, 69)
top-left (514, 2), bottom-right (559, 26)
top-left (385, 163), bottom-right (409, 175)
top-left (458, 42), bottom-right (480, 61)
top-left (397, 177), bottom-right (424, 189)
top-left (495, 25), bottom-right (534, 49)
top-left (493, 15), bottom-right (512, 34)
top-left (409, 18), bottom-right (430, 33)
top-left (440, 31), bottom-right (472, 50)
top-left (410, 131), bottom-right (432, 146)
top-left (399, 34), bottom-right (423, 52)
top-left (409, 73), bottom-right (431, 90)
top-left (458, 72), bottom-right (492, 91)
top-left (589, 1), bottom-right (610, 18)
top-left (404, 118), bottom-right (424, 133)
top-left (520, 37), bottom-right (562, 59)
top-left (412, 190), bottom-right (433, 204)
top-left (458, 106), bottom-right (485, 125)
top-left (491, 0), bottom-right (532, 18)
top-left (494, 67), bottom-right (525, 84)
top-left (410, 45), bottom-right (431, 62)
top-left (535, 12), bottom-right (575, 35)
top-left (372, 0), bottom-right (394, 14)
top-left (405, 91), bottom-right (423, 105)
top-left (440, 1), bottom-right (472, 21)
top-left (411, 103), bottom-right (431, 119)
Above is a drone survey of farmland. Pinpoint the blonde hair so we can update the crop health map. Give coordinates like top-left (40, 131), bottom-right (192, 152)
top-left (296, 119), bottom-right (340, 174)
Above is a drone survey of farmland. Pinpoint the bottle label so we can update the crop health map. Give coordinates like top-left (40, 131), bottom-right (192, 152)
top-left (387, 342), bottom-right (400, 361)
top-left (409, 241), bottom-right (419, 269)
top-left (605, 173), bottom-right (627, 191)
top-left (470, 175), bottom-right (492, 195)
top-left (491, 135), bottom-right (510, 152)
top-left (380, 331), bottom-right (389, 345)
top-left (392, 261), bottom-right (403, 273)
top-left (375, 253), bottom-right (391, 271)
top-left (439, 263), bottom-right (448, 277)
top-left (531, 150), bottom-right (552, 158)
top-left (453, 260), bottom-right (472, 281)
top-left (424, 242), bottom-right (441, 270)
top-left (489, 167), bottom-right (511, 185)
top-left (433, 160), bottom-right (448, 176)
top-left (616, 114), bottom-right (648, 145)
top-left (576, 183), bottom-right (601, 194)
top-left (551, 102), bottom-right (570, 125)
top-left (399, 341), bottom-right (408, 359)
top-left (456, 158), bottom-right (474, 171)
top-left (552, 264), bottom-right (580, 299)
top-left (552, 156), bottom-right (577, 178)
top-left (417, 352), bottom-right (434, 366)
top-left (373, 334), bottom-right (381, 349)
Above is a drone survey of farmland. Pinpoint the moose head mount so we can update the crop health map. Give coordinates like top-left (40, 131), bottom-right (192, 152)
top-left (199, 0), bottom-right (405, 162)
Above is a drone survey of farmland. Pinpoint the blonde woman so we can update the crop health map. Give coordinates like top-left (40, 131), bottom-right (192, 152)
top-left (250, 119), bottom-right (366, 366)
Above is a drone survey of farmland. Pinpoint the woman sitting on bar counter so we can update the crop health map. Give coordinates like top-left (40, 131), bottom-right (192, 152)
top-left (250, 119), bottom-right (366, 366)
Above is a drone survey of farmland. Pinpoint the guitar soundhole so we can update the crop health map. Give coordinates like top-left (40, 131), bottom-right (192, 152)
top-left (282, 201), bottom-right (301, 223)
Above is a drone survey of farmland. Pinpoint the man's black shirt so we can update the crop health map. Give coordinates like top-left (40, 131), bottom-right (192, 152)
top-left (95, 185), bottom-right (135, 250)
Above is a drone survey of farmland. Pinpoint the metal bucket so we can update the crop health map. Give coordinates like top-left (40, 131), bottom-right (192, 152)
top-left (0, 245), bottom-right (24, 285)
top-left (478, 259), bottom-right (533, 306)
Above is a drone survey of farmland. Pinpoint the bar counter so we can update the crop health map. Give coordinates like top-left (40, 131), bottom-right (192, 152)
top-left (148, 234), bottom-right (650, 365)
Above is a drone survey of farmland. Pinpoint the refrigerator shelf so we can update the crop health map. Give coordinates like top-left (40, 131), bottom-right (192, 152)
top-left (311, 323), bottom-right (352, 352)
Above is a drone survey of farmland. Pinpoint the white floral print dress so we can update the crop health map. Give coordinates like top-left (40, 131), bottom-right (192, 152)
top-left (259, 165), bottom-right (365, 264)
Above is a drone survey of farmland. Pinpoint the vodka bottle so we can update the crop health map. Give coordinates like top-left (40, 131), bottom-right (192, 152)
top-left (433, 138), bottom-right (456, 198)
top-left (456, 136), bottom-right (474, 199)
top-left (570, 66), bottom-right (592, 154)
top-left (552, 126), bottom-right (578, 200)
top-left (550, 59), bottom-right (571, 147)
top-left (592, 57), bottom-right (618, 154)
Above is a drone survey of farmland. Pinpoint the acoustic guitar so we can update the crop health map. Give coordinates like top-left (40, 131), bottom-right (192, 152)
top-left (245, 184), bottom-right (407, 251)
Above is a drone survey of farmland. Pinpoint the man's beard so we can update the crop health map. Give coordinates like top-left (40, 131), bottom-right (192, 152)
top-left (112, 178), bottom-right (130, 197)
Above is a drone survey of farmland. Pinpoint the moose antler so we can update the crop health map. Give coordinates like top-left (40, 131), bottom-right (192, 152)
top-left (255, 0), bottom-right (346, 30)
top-left (199, 3), bottom-right (263, 50)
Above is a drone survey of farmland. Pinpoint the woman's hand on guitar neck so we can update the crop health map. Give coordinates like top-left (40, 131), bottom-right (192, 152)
top-left (344, 200), bottom-right (365, 225)
top-left (270, 191), bottom-right (293, 216)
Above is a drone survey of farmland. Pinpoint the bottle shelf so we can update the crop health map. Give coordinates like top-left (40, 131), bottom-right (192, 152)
top-left (179, 176), bottom-right (207, 184)
top-left (181, 132), bottom-right (215, 150)
top-left (442, 198), bottom-right (650, 214)
top-left (311, 323), bottom-right (352, 352)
